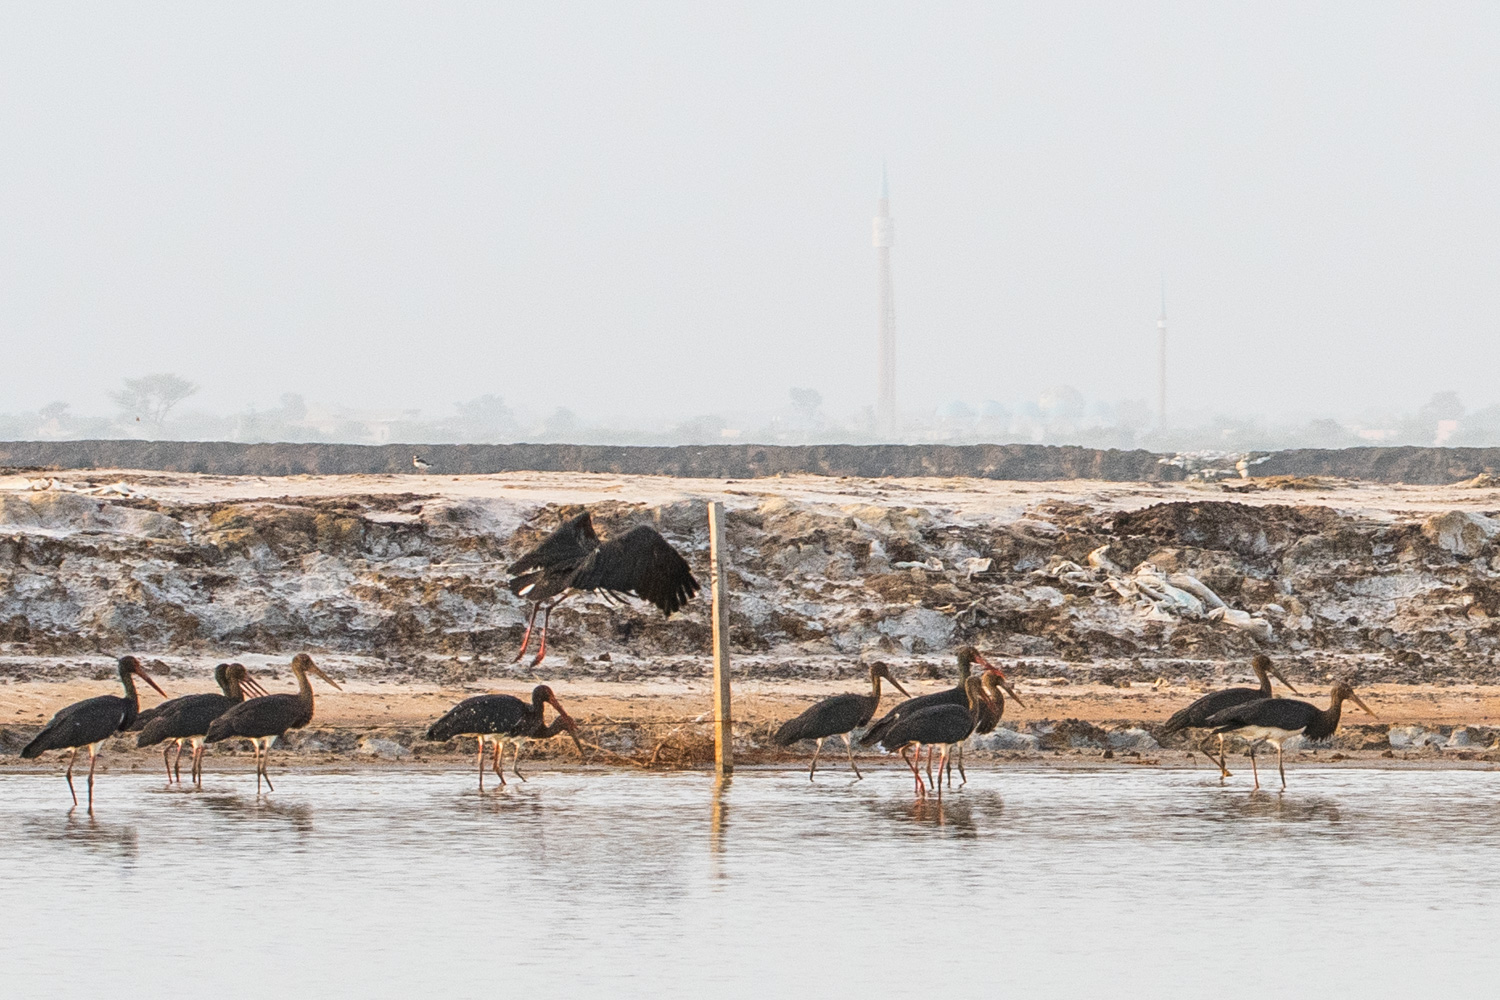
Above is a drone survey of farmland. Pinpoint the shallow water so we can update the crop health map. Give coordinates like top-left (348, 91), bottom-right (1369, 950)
top-left (2, 765), bottom-right (1496, 997)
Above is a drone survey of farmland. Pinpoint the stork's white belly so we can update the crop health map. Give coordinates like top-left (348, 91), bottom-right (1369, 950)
top-left (1235, 726), bottom-right (1301, 743)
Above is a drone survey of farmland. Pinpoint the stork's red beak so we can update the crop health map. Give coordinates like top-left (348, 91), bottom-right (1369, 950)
top-left (135, 662), bottom-right (167, 697)
top-left (998, 673), bottom-right (1026, 709)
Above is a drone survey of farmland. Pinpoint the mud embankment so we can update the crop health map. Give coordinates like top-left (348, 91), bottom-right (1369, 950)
top-left (6, 480), bottom-right (1500, 688)
top-left (9, 440), bottom-right (1500, 483)
top-left (0, 440), bottom-right (1180, 480)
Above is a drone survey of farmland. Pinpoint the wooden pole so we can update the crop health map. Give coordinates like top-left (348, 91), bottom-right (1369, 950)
top-left (709, 501), bottom-right (734, 776)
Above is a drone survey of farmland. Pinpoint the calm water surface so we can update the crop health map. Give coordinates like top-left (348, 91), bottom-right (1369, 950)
top-left (2, 766), bottom-right (1497, 997)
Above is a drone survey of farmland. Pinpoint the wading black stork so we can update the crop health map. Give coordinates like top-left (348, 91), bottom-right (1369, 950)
top-left (944, 670), bottom-right (1026, 788)
top-left (773, 663), bottom-right (911, 780)
top-left (874, 675), bottom-right (993, 797)
top-left (506, 512), bottom-right (699, 666)
top-left (1205, 682), bottom-right (1378, 790)
top-left (1158, 654), bottom-right (1300, 779)
top-left (203, 653), bottom-right (342, 793)
top-left (21, 656), bottom-right (167, 810)
top-left (861, 646), bottom-right (1009, 750)
top-left (134, 663), bottom-right (270, 785)
top-left (425, 684), bottom-right (584, 790)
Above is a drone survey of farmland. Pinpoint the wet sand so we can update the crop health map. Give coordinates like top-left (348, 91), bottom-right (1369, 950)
top-left (4, 671), bottom-right (1498, 773)
top-left (5, 671), bottom-right (1500, 729)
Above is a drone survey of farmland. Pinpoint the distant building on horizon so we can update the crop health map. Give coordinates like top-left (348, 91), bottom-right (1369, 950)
top-left (874, 168), bottom-right (897, 435)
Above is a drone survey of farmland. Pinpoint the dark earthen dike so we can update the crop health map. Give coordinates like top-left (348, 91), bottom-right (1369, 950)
top-left (2, 440), bottom-right (1499, 484)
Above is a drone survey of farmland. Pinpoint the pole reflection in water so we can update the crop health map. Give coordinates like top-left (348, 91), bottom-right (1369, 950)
top-left (710, 774), bottom-right (730, 876)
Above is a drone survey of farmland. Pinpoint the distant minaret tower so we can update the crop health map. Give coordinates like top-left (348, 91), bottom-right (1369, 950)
top-left (1156, 281), bottom-right (1167, 427)
top-left (874, 166), bottom-right (897, 435)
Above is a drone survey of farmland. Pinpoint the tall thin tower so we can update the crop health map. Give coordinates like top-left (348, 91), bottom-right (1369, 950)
top-left (1156, 281), bottom-right (1167, 427)
top-left (874, 166), bottom-right (897, 435)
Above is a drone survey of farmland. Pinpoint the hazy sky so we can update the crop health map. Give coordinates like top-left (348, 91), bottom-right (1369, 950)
top-left (2, 3), bottom-right (1497, 425)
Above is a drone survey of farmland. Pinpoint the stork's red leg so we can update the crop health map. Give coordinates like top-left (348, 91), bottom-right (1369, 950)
top-left (924, 746), bottom-right (935, 790)
top-left (513, 603), bottom-right (540, 663)
top-left (86, 745), bottom-right (98, 813)
top-left (162, 744), bottom-right (173, 783)
top-left (65, 748), bottom-right (78, 806)
top-left (842, 733), bottom-right (862, 779)
top-left (261, 740), bottom-right (275, 793)
top-left (476, 738), bottom-right (486, 792)
top-left (901, 745), bottom-right (922, 795)
top-left (1216, 735), bottom-right (1232, 779)
top-left (173, 740), bottom-right (183, 784)
top-left (530, 604), bottom-right (555, 668)
top-left (809, 738), bottom-right (824, 781)
top-left (1249, 743), bottom-right (1260, 790)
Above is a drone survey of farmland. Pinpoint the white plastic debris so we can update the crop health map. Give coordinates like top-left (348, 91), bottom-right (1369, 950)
top-left (1134, 565), bottom-right (1205, 616)
top-left (1167, 572), bottom-right (1228, 610)
top-left (1207, 606), bottom-right (1274, 642)
top-left (1079, 550), bottom-right (1272, 644)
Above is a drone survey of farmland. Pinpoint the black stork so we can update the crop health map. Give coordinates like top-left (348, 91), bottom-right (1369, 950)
top-left (946, 670), bottom-right (1026, 788)
top-left (1204, 682), bottom-right (1378, 790)
top-left (425, 684), bottom-right (584, 790)
top-left (20, 655), bottom-right (167, 811)
top-left (506, 511), bottom-right (700, 666)
top-left (874, 675), bottom-right (993, 797)
top-left (860, 646), bottom-right (1008, 750)
top-left (1157, 654), bottom-right (1300, 779)
top-left (133, 663), bottom-right (271, 785)
top-left (773, 663), bottom-right (912, 781)
top-left (203, 653), bottom-right (342, 793)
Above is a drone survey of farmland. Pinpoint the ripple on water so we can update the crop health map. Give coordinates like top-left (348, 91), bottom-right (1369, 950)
top-left (1, 767), bottom-right (1496, 997)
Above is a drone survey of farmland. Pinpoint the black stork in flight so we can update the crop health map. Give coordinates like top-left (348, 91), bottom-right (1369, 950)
top-left (204, 653), bottom-right (342, 793)
top-left (133, 663), bottom-right (271, 785)
top-left (861, 646), bottom-right (1011, 751)
top-left (772, 662), bottom-right (912, 780)
top-left (506, 511), bottom-right (700, 666)
top-left (1204, 681), bottom-right (1378, 790)
top-left (873, 674), bottom-right (993, 797)
top-left (425, 684), bottom-right (584, 790)
top-left (21, 655), bottom-right (167, 811)
top-left (1158, 654), bottom-right (1300, 779)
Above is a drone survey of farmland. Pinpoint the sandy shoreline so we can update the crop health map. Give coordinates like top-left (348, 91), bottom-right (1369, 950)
top-left (6, 668), bottom-right (1500, 729)
top-left (4, 670), bottom-right (1498, 774)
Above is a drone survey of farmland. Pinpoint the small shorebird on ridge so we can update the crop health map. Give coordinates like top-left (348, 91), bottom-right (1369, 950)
top-left (412, 454), bottom-right (431, 471)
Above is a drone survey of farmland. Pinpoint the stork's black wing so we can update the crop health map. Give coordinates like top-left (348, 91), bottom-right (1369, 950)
top-left (507, 512), bottom-right (600, 598)
top-left (1205, 696), bottom-right (1316, 733)
top-left (568, 525), bottom-right (700, 616)
top-left (1159, 686), bottom-right (1260, 735)
top-left (137, 694), bottom-right (239, 746)
top-left (204, 694), bottom-right (309, 742)
top-left (425, 695), bottom-right (528, 740)
top-left (507, 513), bottom-right (599, 576)
top-left (21, 696), bottom-right (129, 757)
top-left (860, 686), bottom-right (967, 746)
